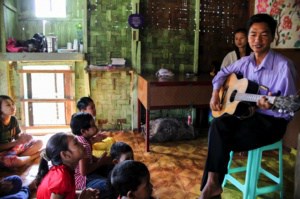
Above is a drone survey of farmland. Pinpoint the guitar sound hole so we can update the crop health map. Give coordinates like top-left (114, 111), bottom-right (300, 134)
top-left (230, 90), bottom-right (237, 102)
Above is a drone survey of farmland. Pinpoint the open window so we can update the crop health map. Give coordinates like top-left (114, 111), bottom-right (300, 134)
top-left (35, 0), bottom-right (66, 18)
top-left (18, 63), bottom-right (75, 134)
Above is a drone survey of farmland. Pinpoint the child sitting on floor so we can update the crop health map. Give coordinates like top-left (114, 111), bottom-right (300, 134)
top-left (70, 112), bottom-right (112, 199)
top-left (110, 142), bottom-right (134, 164)
top-left (0, 175), bottom-right (30, 199)
top-left (35, 132), bottom-right (99, 199)
top-left (76, 96), bottom-right (115, 157)
top-left (98, 141), bottom-right (134, 179)
top-left (110, 160), bottom-right (154, 199)
top-left (76, 97), bottom-right (97, 121)
top-left (106, 142), bottom-right (134, 199)
top-left (0, 95), bottom-right (43, 168)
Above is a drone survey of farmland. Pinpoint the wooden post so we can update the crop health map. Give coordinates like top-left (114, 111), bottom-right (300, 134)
top-left (82, 0), bottom-right (88, 53)
top-left (0, 0), bottom-right (6, 52)
top-left (193, 0), bottom-right (200, 74)
top-left (295, 133), bottom-right (300, 198)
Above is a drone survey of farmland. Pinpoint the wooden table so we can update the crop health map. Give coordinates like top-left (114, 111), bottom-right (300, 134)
top-left (137, 74), bottom-right (213, 152)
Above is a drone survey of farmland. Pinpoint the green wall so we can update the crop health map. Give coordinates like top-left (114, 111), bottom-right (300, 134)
top-left (87, 0), bottom-right (132, 65)
top-left (139, 0), bottom-right (196, 74)
top-left (0, 0), bottom-right (199, 130)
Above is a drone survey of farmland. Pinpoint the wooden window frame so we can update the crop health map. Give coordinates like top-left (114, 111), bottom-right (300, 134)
top-left (17, 62), bottom-right (76, 131)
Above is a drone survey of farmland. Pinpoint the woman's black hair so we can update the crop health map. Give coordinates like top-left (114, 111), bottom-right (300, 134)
top-left (70, 112), bottom-right (94, 136)
top-left (246, 13), bottom-right (277, 38)
top-left (110, 160), bottom-right (149, 196)
top-left (233, 28), bottom-right (252, 59)
top-left (76, 97), bottom-right (94, 111)
top-left (110, 142), bottom-right (134, 161)
top-left (35, 132), bottom-right (69, 186)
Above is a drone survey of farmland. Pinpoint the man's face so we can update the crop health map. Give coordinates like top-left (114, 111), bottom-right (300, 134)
top-left (248, 22), bottom-right (274, 56)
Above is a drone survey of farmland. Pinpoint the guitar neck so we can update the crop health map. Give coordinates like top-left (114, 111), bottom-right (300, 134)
top-left (235, 93), bottom-right (276, 104)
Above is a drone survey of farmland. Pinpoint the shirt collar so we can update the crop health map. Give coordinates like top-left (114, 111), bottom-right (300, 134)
top-left (259, 49), bottom-right (274, 70)
top-left (248, 50), bottom-right (274, 71)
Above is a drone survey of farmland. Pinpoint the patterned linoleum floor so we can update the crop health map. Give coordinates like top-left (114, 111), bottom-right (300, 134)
top-left (0, 131), bottom-right (296, 199)
top-left (108, 131), bottom-right (296, 199)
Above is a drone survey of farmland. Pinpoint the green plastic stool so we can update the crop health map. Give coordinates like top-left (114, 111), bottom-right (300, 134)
top-left (222, 140), bottom-right (283, 199)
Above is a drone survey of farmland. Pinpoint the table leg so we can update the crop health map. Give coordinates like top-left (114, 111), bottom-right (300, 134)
top-left (146, 109), bottom-right (150, 152)
top-left (137, 99), bottom-right (141, 132)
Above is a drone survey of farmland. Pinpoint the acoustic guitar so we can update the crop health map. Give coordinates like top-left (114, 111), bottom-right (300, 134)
top-left (212, 73), bottom-right (300, 118)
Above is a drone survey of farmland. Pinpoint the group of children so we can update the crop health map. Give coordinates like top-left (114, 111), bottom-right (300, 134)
top-left (0, 95), bottom-right (154, 199)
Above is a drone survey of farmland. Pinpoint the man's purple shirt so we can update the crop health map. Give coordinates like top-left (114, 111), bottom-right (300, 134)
top-left (212, 49), bottom-right (298, 120)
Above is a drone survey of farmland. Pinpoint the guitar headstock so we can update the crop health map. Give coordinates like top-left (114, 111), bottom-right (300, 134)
top-left (273, 95), bottom-right (300, 116)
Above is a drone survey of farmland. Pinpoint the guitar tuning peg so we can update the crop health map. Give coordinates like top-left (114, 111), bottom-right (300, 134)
top-left (289, 112), bottom-right (295, 117)
top-left (278, 109), bottom-right (283, 113)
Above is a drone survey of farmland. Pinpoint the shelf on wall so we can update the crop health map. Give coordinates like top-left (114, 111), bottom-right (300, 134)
top-left (0, 53), bottom-right (85, 61)
top-left (85, 65), bottom-right (133, 73)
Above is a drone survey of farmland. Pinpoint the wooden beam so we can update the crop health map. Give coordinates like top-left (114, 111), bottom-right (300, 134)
top-left (0, 52), bottom-right (85, 61)
top-left (0, 0), bottom-right (6, 52)
top-left (193, 0), bottom-right (200, 74)
top-left (20, 98), bottom-right (75, 102)
top-left (17, 69), bottom-right (74, 73)
top-left (3, 1), bottom-right (17, 12)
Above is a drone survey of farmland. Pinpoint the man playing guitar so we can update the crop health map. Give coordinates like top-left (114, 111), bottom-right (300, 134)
top-left (198, 13), bottom-right (298, 199)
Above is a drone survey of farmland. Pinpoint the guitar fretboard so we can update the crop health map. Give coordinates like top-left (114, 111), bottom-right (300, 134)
top-left (235, 93), bottom-right (276, 104)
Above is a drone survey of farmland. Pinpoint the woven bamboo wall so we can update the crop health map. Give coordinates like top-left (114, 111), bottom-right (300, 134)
top-left (3, 0), bottom-right (18, 40)
top-left (90, 71), bottom-right (132, 130)
top-left (140, 0), bottom-right (195, 74)
top-left (198, 0), bottom-right (250, 72)
top-left (87, 0), bottom-right (132, 66)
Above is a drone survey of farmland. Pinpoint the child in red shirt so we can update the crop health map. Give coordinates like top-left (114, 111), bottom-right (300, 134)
top-left (35, 132), bottom-right (99, 199)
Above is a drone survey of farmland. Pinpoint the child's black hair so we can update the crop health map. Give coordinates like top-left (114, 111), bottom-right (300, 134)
top-left (0, 95), bottom-right (14, 122)
top-left (76, 96), bottom-right (94, 111)
top-left (110, 160), bottom-right (150, 196)
top-left (70, 112), bottom-right (94, 136)
top-left (35, 132), bottom-right (69, 186)
top-left (110, 142), bottom-right (134, 161)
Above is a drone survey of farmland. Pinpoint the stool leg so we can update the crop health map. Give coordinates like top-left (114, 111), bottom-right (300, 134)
top-left (223, 141), bottom-right (284, 199)
top-left (279, 143), bottom-right (283, 199)
top-left (247, 149), bottom-right (261, 199)
top-left (255, 140), bottom-right (283, 198)
top-left (243, 152), bottom-right (252, 199)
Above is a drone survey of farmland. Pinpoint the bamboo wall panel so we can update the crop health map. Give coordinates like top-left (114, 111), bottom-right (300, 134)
top-left (87, 0), bottom-right (132, 66)
top-left (3, 0), bottom-right (18, 39)
top-left (146, 0), bottom-right (189, 30)
top-left (140, 0), bottom-right (195, 74)
top-left (198, 0), bottom-right (250, 72)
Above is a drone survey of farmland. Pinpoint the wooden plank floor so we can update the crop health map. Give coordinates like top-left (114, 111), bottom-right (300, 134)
top-left (0, 131), bottom-right (296, 199)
